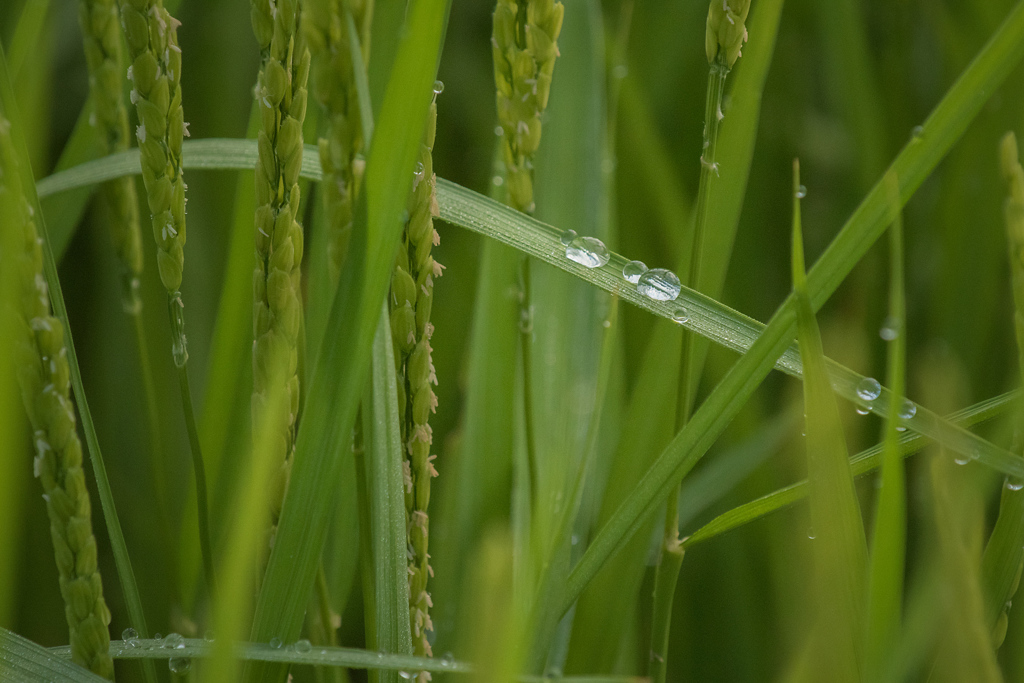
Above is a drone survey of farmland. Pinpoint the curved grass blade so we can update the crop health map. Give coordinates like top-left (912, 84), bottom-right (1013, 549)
top-left (0, 43), bottom-right (159, 683)
top-left (792, 158), bottom-right (866, 681)
top-left (0, 628), bottom-right (108, 683)
top-left (683, 390), bottom-right (1019, 548)
top-left (32, 137), bottom-right (1024, 479)
top-left (49, 635), bottom-right (642, 682)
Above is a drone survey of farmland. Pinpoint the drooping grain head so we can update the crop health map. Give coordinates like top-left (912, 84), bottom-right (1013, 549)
top-left (118, 0), bottom-right (187, 294)
top-left (304, 0), bottom-right (373, 282)
top-left (0, 115), bottom-right (115, 681)
top-left (78, 0), bottom-right (145, 309)
top-left (250, 0), bottom-right (310, 550)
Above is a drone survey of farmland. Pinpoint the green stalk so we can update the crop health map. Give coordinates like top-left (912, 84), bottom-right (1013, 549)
top-left (491, 2), bottom-right (564, 626)
top-left (650, 4), bottom-right (749, 679)
top-left (116, 0), bottom-right (215, 599)
top-left (174, 339), bottom-right (216, 600)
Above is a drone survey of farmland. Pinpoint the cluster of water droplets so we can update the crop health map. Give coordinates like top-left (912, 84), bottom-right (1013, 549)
top-left (559, 231), bottom-right (689, 325)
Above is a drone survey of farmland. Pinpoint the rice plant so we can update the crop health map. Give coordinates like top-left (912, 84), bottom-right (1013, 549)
top-left (4, 0), bottom-right (1024, 681)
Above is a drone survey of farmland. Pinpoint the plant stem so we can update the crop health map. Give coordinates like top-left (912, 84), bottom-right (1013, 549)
top-left (520, 257), bottom-right (540, 506)
top-left (649, 493), bottom-right (684, 683)
top-left (169, 294), bottom-right (216, 600)
top-left (315, 564), bottom-right (344, 683)
top-left (677, 58), bottom-right (728, 427)
top-left (130, 303), bottom-right (184, 604)
top-left (649, 56), bottom-right (729, 683)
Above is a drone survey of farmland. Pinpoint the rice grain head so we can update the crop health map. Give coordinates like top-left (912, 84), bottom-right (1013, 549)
top-left (705, 0), bottom-right (750, 67)
top-left (0, 116), bottom-right (115, 681)
top-left (78, 0), bottom-right (145, 312)
top-left (304, 0), bottom-right (374, 283)
top-left (492, 0), bottom-right (564, 214)
top-left (118, 0), bottom-right (187, 297)
top-left (390, 94), bottom-right (443, 676)
top-left (249, 0), bottom-right (310, 550)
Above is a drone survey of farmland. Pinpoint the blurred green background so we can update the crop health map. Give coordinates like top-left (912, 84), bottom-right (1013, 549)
top-left (2, 0), bottom-right (1024, 680)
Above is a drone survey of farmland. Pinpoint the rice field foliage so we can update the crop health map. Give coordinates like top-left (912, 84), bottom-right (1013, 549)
top-left (5, 0), bottom-right (1024, 681)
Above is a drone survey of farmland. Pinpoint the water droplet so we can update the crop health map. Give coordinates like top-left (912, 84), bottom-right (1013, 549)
top-left (571, 533), bottom-right (580, 545)
top-left (269, 637), bottom-right (283, 649)
top-left (433, 80), bottom-right (445, 95)
top-left (399, 672), bottom-right (414, 680)
top-left (154, 633), bottom-right (163, 641)
top-left (495, 125), bottom-right (504, 136)
top-left (855, 406), bottom-right (870, 416)
top-left (492, 175), bottom-right (504, 186)
top-left (1007, 478), bottom-right (1024, 491)
top-left (954, 454), bottom-right (970, 465)
top-left (293, 639), bottom-right (312, 654)
top-left (898, 399), bottom-right (916, 421)
top-left (612, 64), bottom-right (628, 80)
top-left (912, 125), bottom-right (925, 139)
top-left (856, 377), bottom-right (881, 402)
top-left (163, 633), bottom-right (185, 650)
top-left (122, 628), bottom-right (138, 641)
top-left (671, 307), bottom-right (689, 323)
top-left (203, 631), bottom-right (215, 642)
top-left (637, 268), bottom-right (681, 301)
top-left (442, 652), bottom-right (456, 667)
top-left (795, 185), bottom-right (807, 199)
top-left (169, 657), bottom-right (192, 675)
top-left (879, 316), bottom-right (900, 341)
top-left (565, 236), bottom-right (610, 268)
top-left (545, 666), bottom-right (563, 679)
top-left (559, 229), bottom-right (578, 246)
top-left (622, 260), bottom-right (647, 284)
top-left (807, 527), bottom-right (816, 540)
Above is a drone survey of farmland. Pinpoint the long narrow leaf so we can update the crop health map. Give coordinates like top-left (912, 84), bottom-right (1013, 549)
top-left (864, 173), bottom-right (908, 678)
top-left (792, 158), bottom-right (867, 681)
top-left (36, 144), bottom-right (1021, 478)
top-left (365, 304), bottom-right (414, 680)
